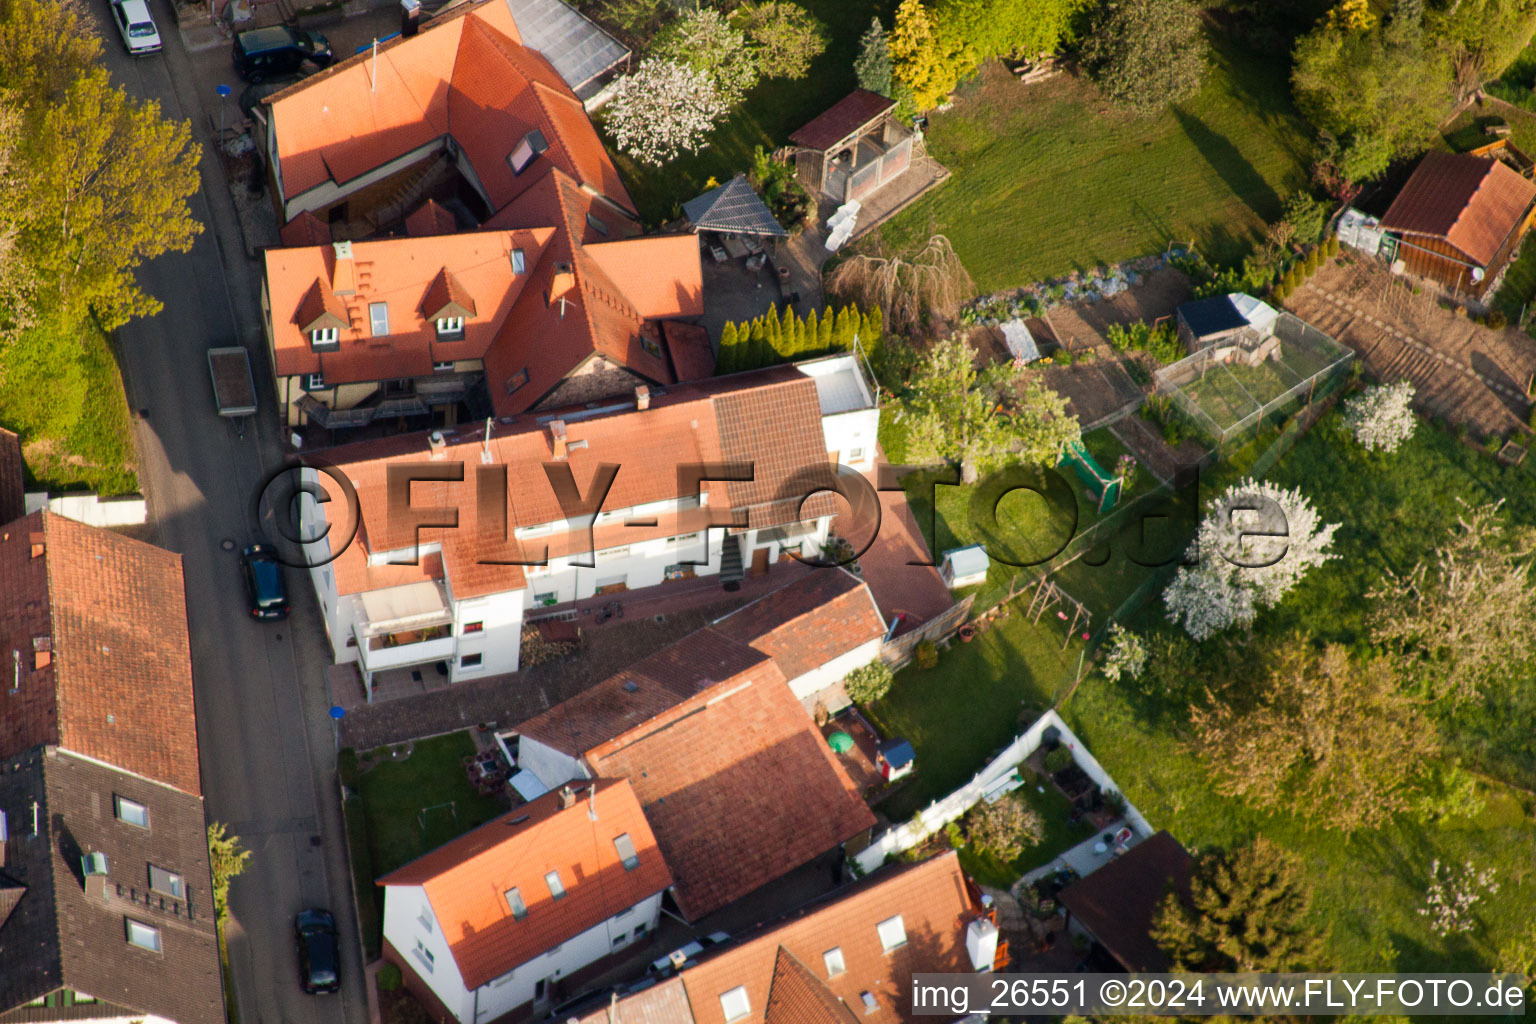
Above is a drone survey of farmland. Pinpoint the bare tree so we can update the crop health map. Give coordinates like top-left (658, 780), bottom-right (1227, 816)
top-left (826, 234), bottom-right (974, 336)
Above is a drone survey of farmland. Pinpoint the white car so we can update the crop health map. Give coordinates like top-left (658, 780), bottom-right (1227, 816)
top-left (110, 0), bottom-right (162, 55)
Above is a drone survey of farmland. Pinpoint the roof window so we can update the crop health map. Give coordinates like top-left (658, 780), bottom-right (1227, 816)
top-left (877, 914), bottom-right (906, 953)
top-left (505, 886), bottom-right (527, 919)
top-left (614, 832), bottom-right (640, 871)
top-left (508, 129), bottom-right (549, 175)
top-left (719, 986), bottom-right (750, 1023)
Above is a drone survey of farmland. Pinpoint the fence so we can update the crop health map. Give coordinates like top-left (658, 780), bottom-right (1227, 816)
top-left (879, 595), bottom-right (975, 669)
top-left (853, 709), bottom-right (1151, 873)
top-left (24, 491), bottom-right (148, 527)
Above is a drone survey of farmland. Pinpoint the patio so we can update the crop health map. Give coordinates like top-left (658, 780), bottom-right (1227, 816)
top-left (1018, 818), bottom-right (1143, 888)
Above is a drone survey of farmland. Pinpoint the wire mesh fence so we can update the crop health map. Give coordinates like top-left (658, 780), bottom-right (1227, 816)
top-left (1154, 312), bottom-right (1355, 450)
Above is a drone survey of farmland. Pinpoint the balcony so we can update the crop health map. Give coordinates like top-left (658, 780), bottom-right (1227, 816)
top-left (354, 581), bottom-right (456, 675)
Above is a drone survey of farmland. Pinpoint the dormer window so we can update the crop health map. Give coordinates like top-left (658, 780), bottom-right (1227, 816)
top-left (310, 327), bottom-right (339, 348)
top-left (586, 212), bottom-right (609, 236)
top-left (435, 316), bottom-right (465, 340)
top-left (508, 129), bottom-right (549, 175)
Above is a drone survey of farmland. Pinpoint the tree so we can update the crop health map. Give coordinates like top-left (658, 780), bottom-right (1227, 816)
top-left (1080, 0), bottom-right (1208, 115)
top-left (854, 16), bottom-right (893, 96)
top-left (1427, 0), bottom-right (1536, 99)
top-left (825, 234), bottom-right (974, 335)
top-left (207, 822), bottom-right (252, 926)
top-left (889, 0), bottom-right (967, 111)
top-left (652, 7), bottom-right (759, 108)
top-left (901, 335), bottom-right (1079, 483)
top-left (717, 321), bottom-right (740, 373)
top-left (603, 59), bottom-right (727, 166)
top-left (962, 794), bottom-right (1045, 861)
top-left (0, 0), bottom-right (103, 103)
top-left (1419, 859), bottom-right (1499, 937)
top-left (1344, 380), bottom-right (1417, 452)
top-left (1163, 479), bottom-right (1339, 640)
top-left (1099, 624), bottom-right (1146, 683)
top-left (748, 315), bottom-right (770, 367)
top-left (1154, 837), bottom-right (1329, 972)
top-left (1368, 501), bottom-right (1536, 703)
top-left (935, 0), bottom-right (1087, 66)
top-left (1188, 641), bottom-right (1439, 831)
top-left (735, 1), bottom-right (827, 80)
top-left (843, 660), bottom-right (894, 703)
top-left (1326, 0), bottom-right (1377, 33)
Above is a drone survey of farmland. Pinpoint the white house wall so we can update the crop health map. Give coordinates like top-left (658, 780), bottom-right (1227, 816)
top-left (384, 883), bottom-right (476, 1023)
top-left (445, 583), bottom-right (526, 681)
top-left (516, 737), bottom-right (590, 790)
top-left (785, 635), bottom-right (884, 704)
top-left (523, 531), bottom-right (721, 608)
top-left (820, 408), bottom-right (880, 474)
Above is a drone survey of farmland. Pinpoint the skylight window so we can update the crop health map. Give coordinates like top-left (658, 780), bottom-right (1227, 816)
top-left (614, 832), bottom-right (640, 871)
top-left (148, 865), bottom-right (185, 899)
top-left (876, 915), bottom-right (906, 953)
top-left (504, 887), bottom-right (527, 919)
top-left (719, 986), bottom-right (750, 1023)
top-left (823, 947), bottom-right (845, 977)
top-left (369, 302), bottom-right (390, 337)
top-left (125, 919), bottom-right (161, 952)
top-left (545, 870), bottom-right (565, 900)
top-left (508, 129), bottom-right (549, 175)
top-left (511, 248), bottom-right (526, 274)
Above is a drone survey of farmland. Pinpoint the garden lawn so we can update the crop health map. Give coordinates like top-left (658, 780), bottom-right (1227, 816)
top-left (878, 31), bottom-right (1313, 292)
top-left (606, 0), bottom-right (889, 225)
top-left (0, 314), bottom-right (138, 495)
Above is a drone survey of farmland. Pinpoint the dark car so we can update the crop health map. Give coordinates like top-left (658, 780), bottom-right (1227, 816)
top-left (295, 909), bottom-right (340, 994)
top-left (242, 543), bottom-right (289, 620)
top-left (233, 25), bottom-right (334, 83)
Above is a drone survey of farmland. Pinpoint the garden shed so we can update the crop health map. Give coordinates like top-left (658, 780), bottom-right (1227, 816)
top-left (940, 545), bottom-right (990, 589)
top-left (789, 89), bottom-right (914, 204)
top-left (1175, 293), bottom-right (1278, 355)
top-left (876, 738), bottom-right (915, 781)
top-left (1377, 150), bottom-right (1536, 297)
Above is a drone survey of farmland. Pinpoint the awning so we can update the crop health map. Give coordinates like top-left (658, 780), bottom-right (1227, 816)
top-left (359, 581), bottom-right (451, 633)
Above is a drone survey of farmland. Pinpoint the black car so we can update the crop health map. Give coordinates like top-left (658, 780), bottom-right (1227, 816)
top-left (233, 25), bottom-right (334, 83)
top-left (242, 543), bottom-right (289, 620)
top-left (295, 909), bottom-right (340, 994)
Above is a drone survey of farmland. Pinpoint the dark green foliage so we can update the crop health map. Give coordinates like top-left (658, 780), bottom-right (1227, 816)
top-left (1105, 320), bottom-right (1183, 364)
top-left (1043, 745), bottom-right (1074, 772)
top-left (377, 961), bottom-right (403, 992)
top-left (749, 145), bottom-right (815, 230)
top-left (1283, 190), bottom-right (1330, 246)
top-left (1081, 0), bottom-right (1208, 115)
top-left (854, 16), bottom-right (892, 95)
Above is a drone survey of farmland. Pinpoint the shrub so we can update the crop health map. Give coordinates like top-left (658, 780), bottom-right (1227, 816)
top-left (963, 794), bottom-right (1045, 860)
top-left (1528, 404), bottom-right (1536, 431)
top-left (843, 661), bottom-right (894, 704)
top-left (1324, 234), bottom-right (1340, 258)
top-left (377, 963), bottom-right (403, 992)
top-left (1303, 248), bottom-right (1320, 275)
top-left (915, 639), bottom-right (938, 669)
top-left (1100, 624), bottom-right (1147, 682)
top-left (1486, 310), bottom-right (1508, 330)
top-left (337, 747), bottom-right (361, 789)
top-left (1043, 746), bottom-right (1074, 772)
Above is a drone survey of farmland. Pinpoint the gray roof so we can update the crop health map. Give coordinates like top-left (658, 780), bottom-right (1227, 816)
top-left (503, 0), bottom-right (629, 97)
top-left (682, 175), bottom-right (788, 238)
top-left (0, 748), bottom-right (223, 1023)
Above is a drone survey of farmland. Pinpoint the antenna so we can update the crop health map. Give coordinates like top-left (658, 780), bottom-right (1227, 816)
top-left (587, 781), bottom-right (597, 821)
top-left (480, 416), bottom-right (494, 465)
top-left (31, 800), bottom-right (39, 836)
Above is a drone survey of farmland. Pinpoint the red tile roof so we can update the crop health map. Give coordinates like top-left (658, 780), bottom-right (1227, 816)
top-left (267, 0), bottom-right (633, 215)
top-left (279, 209), bottom-right (332, 247)
top-left (0, 426), bottom-right (24, 525)
top-left (663, 321), bottom-right (717, 383)
top-left (405, 199), bottom-right (459, 237)
top-left (378, 778), bottom-right (671, 988)
top-left (1058, 831), bottom-right (1193, 972)
top-left (1379, 151), bottom-right (1536, 266)
top-left (518, 624), bottom-right (875, 920)
top-left (764, 948), bottom-right (861, 1024)
top-left (677, 853), bottom-right (977, 1024)
top-left (0, 513), bottom-right (203, 795)
top-left (712, 570), bottom-right (886, 682)
top-left (790, 90), bottom-right (896, 152)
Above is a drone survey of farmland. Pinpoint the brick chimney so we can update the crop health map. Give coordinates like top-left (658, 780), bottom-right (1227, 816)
top-left (548, 420), bottom-right (568, 460)
top-left (635, 385), bottom-right (650, 411)
top-left (331, 241), bottom-right (357, 296)
top-left (427, 430), bottom-right (447, 460)
top-left (400, 0), bottom-right (421, 36)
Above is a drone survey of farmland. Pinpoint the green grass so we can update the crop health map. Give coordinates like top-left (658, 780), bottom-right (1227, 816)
top-left (1492, 240), bottom-right (1536, 324)
top-left (606, 0), bottom-right (887, 225)
top-left (877, 30), bottom-right (1313, 292)
top-left (0, 314), bottom-right (138, 495)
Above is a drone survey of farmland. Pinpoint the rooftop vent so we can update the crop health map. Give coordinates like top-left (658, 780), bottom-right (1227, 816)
top-left (635, 385), bottom-right (651, 411)
top-left (427, 430), bottom-right (447, 460)
top-left (548, 419), bottom-right (568, 461)
top-left (557, 784), bottom-right (575, 810)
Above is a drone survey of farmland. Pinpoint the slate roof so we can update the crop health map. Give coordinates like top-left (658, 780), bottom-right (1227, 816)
top-left (711, 569), bottom-right (886, 682)
top-left (0, 513), bottom-right (203, 796)
top-left (1380, 151), bottom-right (1536, 266)
top-left (0, 427), bottom-right (24, 526)
top-left (502, 0), bottom-right (629, 95)
top-left (683, 176), bottom-right (788, 238)
top-left (1058, 830), bottom-right (1193, 972)
top-left (0, 747), bottom-right (222, 1023)
top-left (379, 778), bottom-right (670, 988)
top-left (653, 852), bottom-right (975, 1024)
top-left (790, 90), bottom-right (896, 152)
top-left (1176, 295), bottom-right (1248, 339)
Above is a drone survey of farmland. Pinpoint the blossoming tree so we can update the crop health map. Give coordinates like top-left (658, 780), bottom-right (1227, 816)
top-left (1344, 380), bottom-right (1417, 452)
top-left (603, 59), bottom-right (726, 166)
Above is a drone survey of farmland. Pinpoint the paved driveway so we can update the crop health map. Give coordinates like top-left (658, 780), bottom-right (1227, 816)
top-left (84, 6), bottom-right (366, 1024)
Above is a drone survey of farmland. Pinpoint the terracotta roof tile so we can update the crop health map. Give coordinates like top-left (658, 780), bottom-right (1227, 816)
top-left (378, 778), bottom-right (670, 988)
top-left (405, 198), bottom-right (460, 237)
top-left (583, 237), bottom-right (704, 319)
top-left (279, 209), bottom-right (332, 246)
top-left (663, 321), bottom-right (717, 383)
top-left (1380, 151), bottom-right (1536, 266)
top-left (789, 90), bottom-right (895, 152)
top-left (713, 379), bottom-right (840, 529)
top-left (0, 426), bottom-right (24, 525)
top-left (573, 975), bottom-right (693, 1024)
top-left (0, 513), bottom-right (203, 796)
top-left (764, 948), bottom-right (861, 1024)
top-left (712, 570), bottom-right (885, 681)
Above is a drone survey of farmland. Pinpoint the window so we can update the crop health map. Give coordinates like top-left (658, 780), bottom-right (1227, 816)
top-left (148, 865), bottom-right (185, 899)
top-left (368, 302), bottom-right (390, 337)
top-left (822, 947), bottom-right (845, 977)
top-left (877, 915), bottom-right (906, 953)
top-left (613, 933), bottom-right (626, 948)
top-left (433, 361), bottom-right (456, 373)
top-left (460, 653), bottom-right (482, 669)
top-left (125, 919), bottom-right (161, 952)
top-left (613, 832), bottom-right (640, 871)
top-left (414, 938), bottom-right (434, 973)
top-left (463, 621), bottom-right (483, 634)
top-left (505, 368), bottom-right (529, 395)
top-left (719, 986), bottom-right (750, 1023)
top-left (533, 591), bottom-right (557, 606)
top-left (419, 907), bottom-right (435, 934)
top-left (303, 373), bottom-right (326, 392)
top-left (510, 248), bottom-right (526, 274)
top-left (310, 327), bottom-right (339, 347)
top-left (849, 447), bottom-right (865, 462)
top-left (586, 213), bottom-right (609, 237)
top-left (505, 886), bottom-right (527, 920)
top-left (640, 334), bottom-right (662, 358)
top-left (508, 129), bottom-right (549, 175)
top-left (545, 870), bottom-right (565, 900)
top-left (435, 317), bottom-right (464, 340)
top-left (69, 993), bottom-right (96, 1005)
top-left (600, 545), bottom-right (630, 561)
top-left (632, 922), bottom-right (647, 940)
top-left (860, 992), bottom-right (878, 1014)
top-left (115, 796), bottom-right (149, 829)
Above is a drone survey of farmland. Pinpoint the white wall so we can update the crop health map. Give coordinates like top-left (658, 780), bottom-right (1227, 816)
top-left (523, 530), bottom-right (721, 607)
top-left (383, 883), bottom-right (662, 1024)
top-left (821, 408), bottom-right (880, 473)
top-left (26, 493), bottom-right (148, 527)
top-left (784, 635), bottom-right (883, 704)
top-left (446, 583), bottom-right (526, 681)
top-left (516, 737), bottom-right (590, 791)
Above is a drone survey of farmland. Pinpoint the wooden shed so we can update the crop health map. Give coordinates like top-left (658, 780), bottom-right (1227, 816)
top-left (1378, 150), bottom-right (1536, 297)
top-left (789, 89), bottom-right (914, 204)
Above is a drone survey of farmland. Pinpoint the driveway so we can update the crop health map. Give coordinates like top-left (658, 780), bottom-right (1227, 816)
top-left (85, 5), bottom-right (366, 1024)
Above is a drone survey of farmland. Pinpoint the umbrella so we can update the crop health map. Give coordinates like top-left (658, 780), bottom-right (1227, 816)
top-left (827, 731), bottom-right (854, 753)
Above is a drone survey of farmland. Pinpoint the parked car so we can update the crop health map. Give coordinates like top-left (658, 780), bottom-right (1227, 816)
top-left (545, 986), bottom-right (617, 1020)
top-left (294, 909), bottom-right (340, 994)
top-left (241, 543), bottom-right (289, 620)
top-left (109, 0), bottom-right (161, 55)
top-left (233, 25), bottom-right (334, 83)
top-left (648, 932), bottom-right (730, 976)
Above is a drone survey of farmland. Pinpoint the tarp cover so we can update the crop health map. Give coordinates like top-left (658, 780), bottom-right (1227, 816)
top-left (359, 581), bottom-right (450, 629)
top-left (1001, 319), bottom-right (1040, 362)
top-left (1230, 293), bottom-right (1279, 336)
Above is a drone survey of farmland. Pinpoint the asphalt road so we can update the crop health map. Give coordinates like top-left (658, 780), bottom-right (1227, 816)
top-left (86, 6), bottom-right (368, 1024)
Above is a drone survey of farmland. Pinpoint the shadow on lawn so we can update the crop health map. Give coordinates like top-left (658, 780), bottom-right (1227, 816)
top-left (1174, 107), bottom-right (1282, 226)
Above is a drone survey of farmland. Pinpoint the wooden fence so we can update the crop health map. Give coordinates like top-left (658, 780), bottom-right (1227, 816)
top-left (878, 595), bottom-right (975, 669)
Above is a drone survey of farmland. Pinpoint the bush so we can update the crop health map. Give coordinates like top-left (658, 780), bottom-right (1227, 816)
top-left (377, 962), bottom-right (403, 992)
top-left (962, 794), bottom-right (1045, 861)
top-left (1485, 310), bottom-right (1508, 330)
top-left (1043, 746), bottom-right (1074, 773)
top-left (1303, 248), bottom-right (1320, 275)
top-left (915, 639), bottom-right (938, 669)
top-left (843, 661), bottom-right (894, 704)
top-left (337, 747), bottom-right (361, 789)
top-left (1324, 233), bottom-right (1340, 259)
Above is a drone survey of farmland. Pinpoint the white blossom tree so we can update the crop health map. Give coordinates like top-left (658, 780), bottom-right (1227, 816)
top-left (1164, 479), bottom-right (1340, 640)
top-left (603, 59), bottom-right (726, 166)
top-left (1099, 624), bottom-right (1147, 682)
top-left (1344, 381), bottom-right (1418, 452)
top-left (1419, 859), bottom-right (1499, 937)
top-left (652, 7), bottom-right (760, 108)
